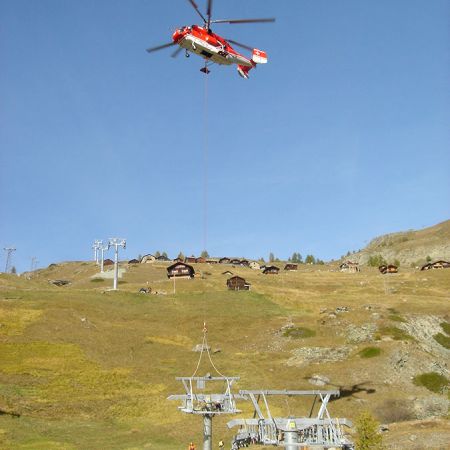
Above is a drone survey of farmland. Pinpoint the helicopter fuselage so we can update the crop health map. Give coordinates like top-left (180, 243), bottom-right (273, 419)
top-left (173, 25), bottom-right (253, 67)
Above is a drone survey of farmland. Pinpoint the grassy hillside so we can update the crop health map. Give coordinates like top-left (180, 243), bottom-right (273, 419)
top-left (0, 260), bottom-right (449, 449)
top-left (353, 219), bottom-right (450, 266)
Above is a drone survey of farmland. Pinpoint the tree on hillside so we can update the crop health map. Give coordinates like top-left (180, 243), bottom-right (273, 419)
top-left (11, 266), bottom-right (17, 274)
top-left (426, 255), bottom-right (432, 262)
top-left (259, 257), bottom-right (265, 263)
top-left (355, 410), bottom-right (384, 450)
top-left (201, 250), bottom-right (209, 258)
top-left (316, 259), bottom-right (325, 265)
top-left (291, 252), bottom-right (303, 263)
top-left (155, 251), bottom-right (161, 258)
top-left (269, 252), bottom-right (275, 262)
top-left (305, 254), bottom-right (316, 264)
top-left (177, 252), bottom-right (185, 260)
top-left (162, 251), bottom-right (168, 258)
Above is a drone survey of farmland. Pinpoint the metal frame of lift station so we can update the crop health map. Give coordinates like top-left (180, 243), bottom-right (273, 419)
top-left (168, 377), bottom-right (354, 450)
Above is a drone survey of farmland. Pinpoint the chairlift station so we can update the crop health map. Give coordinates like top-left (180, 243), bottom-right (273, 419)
top-left (168, 331), bottom-right (354, 450)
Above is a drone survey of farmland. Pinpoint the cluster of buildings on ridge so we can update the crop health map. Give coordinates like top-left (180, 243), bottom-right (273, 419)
top-left (102, 253), bottom-right (449, 291)
top-left (339, 259), bottom-right (450, 274)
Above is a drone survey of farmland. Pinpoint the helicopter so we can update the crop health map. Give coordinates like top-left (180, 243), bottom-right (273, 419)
top-left (146, 0), bottom-right (275, 79)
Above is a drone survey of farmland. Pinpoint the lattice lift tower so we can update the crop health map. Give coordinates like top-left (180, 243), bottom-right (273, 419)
top-left (3, 247), bottom-right (16, 273)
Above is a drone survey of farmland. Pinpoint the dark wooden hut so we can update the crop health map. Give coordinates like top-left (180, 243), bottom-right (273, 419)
top-left (128, 259), bottom-right (140, 265)
top-left (167, 262), bottom-right (195, 279)
top-left (219, 257), bottom-right (231, 264)
top-left (284, 264), bottom-right (298, 271)
top-left (156, 255), bottom-right (170, 261)
top-left (230, 259), bottom-right (241, 265)
top-left (421, 260), bottom-right (450, 270)
top-left (226, 276), bottom-right (251, 291)
top-left (185, 256), bottom-right (197, 264)
top-left (379, 264), bottom-right (398, 274)
top-left (195, 257), bottom-right (206, 264)
top-left (103, 258), bottom-right (114, 266)
top-left (263, 265), bottom-right (280, 275)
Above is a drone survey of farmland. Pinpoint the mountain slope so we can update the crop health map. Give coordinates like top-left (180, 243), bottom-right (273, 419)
top-left (354, 220), bottom-right (450, 266)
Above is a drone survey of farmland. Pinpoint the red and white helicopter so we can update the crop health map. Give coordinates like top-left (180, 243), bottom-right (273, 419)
top-left (146, 0), bottom-right (275, 79)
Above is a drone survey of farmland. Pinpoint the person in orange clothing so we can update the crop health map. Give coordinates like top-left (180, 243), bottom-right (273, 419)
top-left (188, 442), bottom-right (196, 450)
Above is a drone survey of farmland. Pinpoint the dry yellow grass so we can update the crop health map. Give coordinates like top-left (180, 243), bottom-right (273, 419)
top-left (0, 261), bottom-right (448, 449)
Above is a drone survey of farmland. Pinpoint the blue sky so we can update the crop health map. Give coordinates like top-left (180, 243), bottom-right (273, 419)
top-left (1, 0), bottom-right (449, 272)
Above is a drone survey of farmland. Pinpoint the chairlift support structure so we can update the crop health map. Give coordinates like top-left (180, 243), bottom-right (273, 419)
top-left (168, 375), bottom-right (244, 450)
top-left (228, 390), bottom-right (354, 449)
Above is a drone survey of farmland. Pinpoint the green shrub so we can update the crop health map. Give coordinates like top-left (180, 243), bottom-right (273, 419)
top-left (367, 255), bottom-right (387, 267)
top-left (440, 322), bottom-right (450, 335)
top-left (358, 347), bottom-right (381, 358)
top-left (378, 326), bottom-right (413, 341)
top-left (355, 410), bottom-right (384, 450)
top-left (283, 327), bottom-right (316, 338)
top-left (413, 372), bottom-right (449, 394)
top-left (90, 278), bottom-right (105, 283)
top-left (433, 333), bottom-right (450, 349)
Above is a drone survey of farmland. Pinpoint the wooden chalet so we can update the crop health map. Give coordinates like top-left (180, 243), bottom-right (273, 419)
top-left (249, 261), bottom-right (261, 270)
top-left (167, 262), bottom-right (195, 279)
top-left (230, 259), bottom-right (241, 265)
top-left (173, 257), bottom-right (184, 263)
top-left (103, 258), bottom-right (114, 266)
top-left (284, 263), bottom-right (298, 271)
top-left (226, 276), bottom-right (251, 291)
top-left (339, 261), bottom-right (360, 273)
top-left (156, 255), bottom-right (170, 261)
top-left (263, 265), bottom-right (280, 275)
top-left (206, 259), bottom-right (218, 264)
top-left (421, 260), bottom-right (450, 271)
top-left (185, 256), bottom-right (197, 264)
top-left (140, 254), bottom-right (156, 264)
top-left (195, 257), bottom-right (206, 264)
top-left (219, 257), bottom-right (231, 264)
top-left (128, 259), bottom-right (140, 265)
top-left (379, 264), bottom-right (398, 274)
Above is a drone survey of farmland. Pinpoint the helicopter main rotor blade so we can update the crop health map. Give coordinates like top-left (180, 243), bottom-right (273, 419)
top-left (171, 46), bottom-right (183, 58)
top-left (187, 0), bottom-right (207, 24)
top-left (226, 39), bottom-right (253, 52)
top-left (206, 0), bottom-right (213, 29)
top-left (211, 18), bottom-right (275, 25)
top-left (146, 42), bottom-right (177, 53)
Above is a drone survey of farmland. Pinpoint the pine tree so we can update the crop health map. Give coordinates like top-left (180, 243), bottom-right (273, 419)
top-left (269, 252), bottom-right (275, 262)
top-left (355, 410), bottom-right (384, 450)
top-left (155, 251), bottom-right (161, 258)
top-left (177, 252), bottom-right (185, 260)
top-left (201, 250), bottom-right (209, 258)
top-left (305, 255), bottom-right (316, 264)
top-left (162, 251), bottom-right (168, 258)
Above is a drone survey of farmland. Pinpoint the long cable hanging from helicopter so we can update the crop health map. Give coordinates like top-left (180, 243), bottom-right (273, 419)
top-left (146, 0), bottom-right (275, 373)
